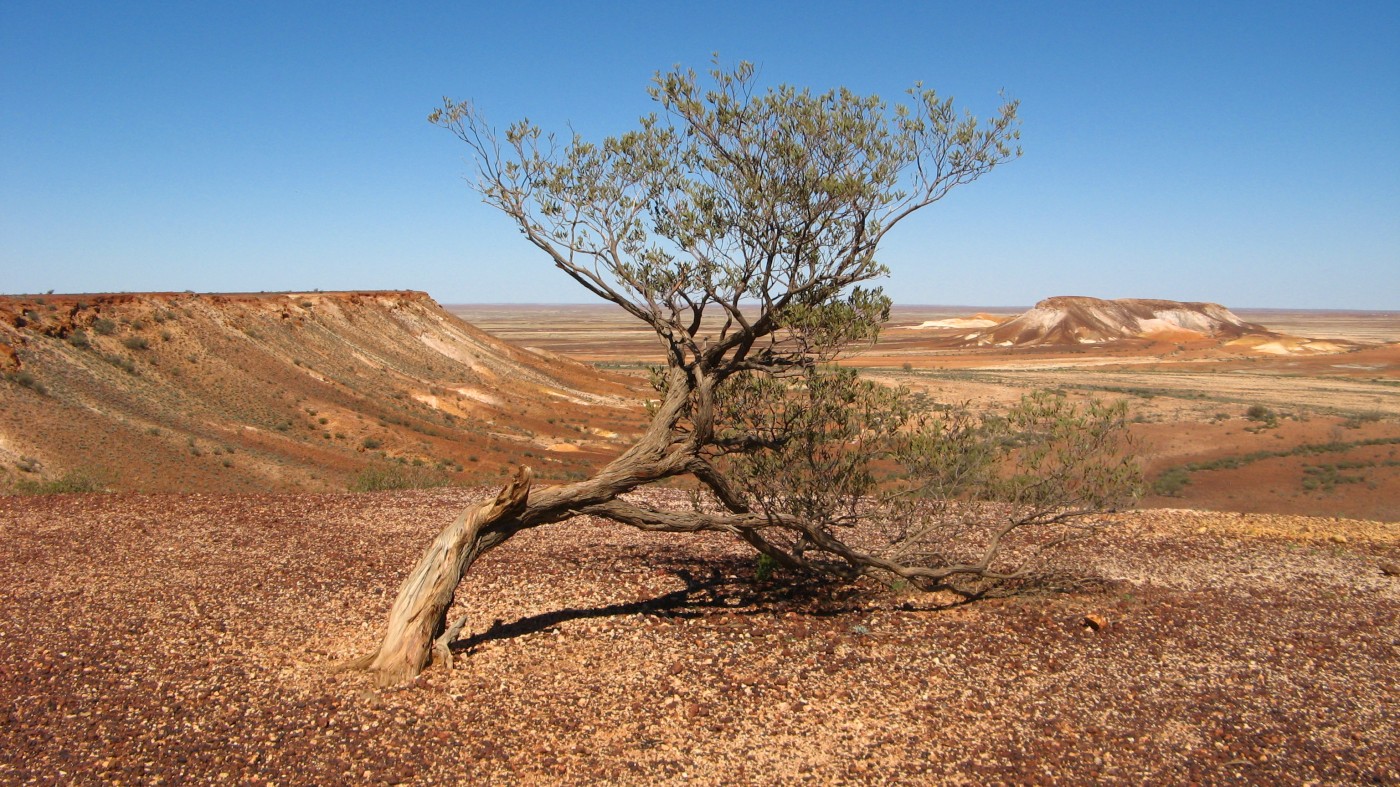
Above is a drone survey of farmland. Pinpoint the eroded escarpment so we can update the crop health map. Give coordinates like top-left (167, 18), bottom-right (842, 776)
top-left (0, 291), bottom-right (644, 492)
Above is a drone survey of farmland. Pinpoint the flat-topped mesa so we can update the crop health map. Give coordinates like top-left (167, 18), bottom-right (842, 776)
top-left (980, 296), bottom-right (1272, 347)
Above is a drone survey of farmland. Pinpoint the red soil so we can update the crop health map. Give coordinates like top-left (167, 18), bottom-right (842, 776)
top-left (1, 490), bottom-right (1395, 784)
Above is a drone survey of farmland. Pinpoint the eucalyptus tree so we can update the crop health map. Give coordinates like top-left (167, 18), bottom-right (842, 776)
top-left (348, 62), bottom-right (1138, 686)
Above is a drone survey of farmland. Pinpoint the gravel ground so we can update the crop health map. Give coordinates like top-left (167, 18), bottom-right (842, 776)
top-left (1, 490), bottom-right (1396, 785)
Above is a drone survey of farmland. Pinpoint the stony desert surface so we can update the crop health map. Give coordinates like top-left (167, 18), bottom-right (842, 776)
top-left (2, 490), bottom-right (1396, 785)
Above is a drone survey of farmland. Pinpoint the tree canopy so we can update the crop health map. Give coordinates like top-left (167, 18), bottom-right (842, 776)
top-left (429, 60), bottom-right (1020, 374)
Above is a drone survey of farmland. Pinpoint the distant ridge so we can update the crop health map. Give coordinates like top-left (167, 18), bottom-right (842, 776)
top-left (913, 296), bottom-right (1354, 354)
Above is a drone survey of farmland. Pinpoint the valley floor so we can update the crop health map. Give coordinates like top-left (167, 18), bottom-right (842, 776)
top-left (2, 490), bottom-right (1396, 784)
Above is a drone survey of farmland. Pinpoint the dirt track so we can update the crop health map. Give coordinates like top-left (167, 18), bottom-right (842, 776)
top-left (2, 490), bottom-right (1396, 784)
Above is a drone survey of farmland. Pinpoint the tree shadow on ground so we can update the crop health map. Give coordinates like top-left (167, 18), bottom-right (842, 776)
top-left (444, 555), bottom-right (1097, 656)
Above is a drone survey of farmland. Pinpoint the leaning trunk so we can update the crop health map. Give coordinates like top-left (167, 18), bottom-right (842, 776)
top-left (348, 369), bottom-right (695, 686)
top-left (347, 467), bottom-right (533, 686)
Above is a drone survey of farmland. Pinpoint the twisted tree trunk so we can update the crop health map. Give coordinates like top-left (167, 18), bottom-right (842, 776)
top-left (348, 368), bottom-right (698, 686)
top-left (347, 466), bottom-right (534, 686)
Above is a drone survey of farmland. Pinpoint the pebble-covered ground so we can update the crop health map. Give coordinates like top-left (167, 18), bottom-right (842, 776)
top-left (1, 490), bottom-right (1396, 784)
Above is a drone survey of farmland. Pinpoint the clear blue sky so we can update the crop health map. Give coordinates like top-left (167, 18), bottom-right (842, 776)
top-left (3, 1), bottom-right (1397, 309)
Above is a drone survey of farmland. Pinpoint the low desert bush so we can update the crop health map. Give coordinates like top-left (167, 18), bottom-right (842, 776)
top-left (10, 470), bottom-right (105, 495)
top-left (348, 463), bottom-right (450, 493)
top-left (1245, 404), bottom-right (1274, 422)
top-left (91, 318), bottom-right (117, 336)
top-left (123, 336), bottom-right (150, 351)
top-left (1151, 466), bottom-right (1192, 496)
top-left (105, 354), bottom-right (137, 374)
top-left (4, 370), bottom-right (46, 395)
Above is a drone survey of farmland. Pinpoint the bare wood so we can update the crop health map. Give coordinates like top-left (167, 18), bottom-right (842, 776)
top-left (433, 612), bottom-right (472, 671)
top-left (350, 466), bottom-right (533, 686)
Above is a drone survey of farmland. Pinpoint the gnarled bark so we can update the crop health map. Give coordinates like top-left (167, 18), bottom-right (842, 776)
top-left (347, 466), bottom-right (533, 686)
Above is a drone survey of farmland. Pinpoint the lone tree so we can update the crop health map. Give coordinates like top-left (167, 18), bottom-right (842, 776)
top-left (348, 62), bottom-right (1139, 686)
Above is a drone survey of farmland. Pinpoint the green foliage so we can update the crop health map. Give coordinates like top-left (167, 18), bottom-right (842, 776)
top-left (754, 553), bottom-right (778, 581)
top-left (890, 390), bottom-right (1142, 520)
top-left (91, 318), bottom-right (117, 336)
top-left (717, 366), bottom-right (913, 527)
top-left (1152, 467), bottom-right (1192, 497)
top-left (106, 354), bottom-right (136, 374)
top-left (432, 59), bottom-right (1019, 370)
top-left (1301, 463), bottom-right (1367, 492)
top-left (1244, 404), bottom-right (1277, 429)
top-left (349, 463), bottom-right (450, 493)
top-left (715, 369), bottom-right (1141, 578)
top-left (361, 437), bottom-right (383, 450)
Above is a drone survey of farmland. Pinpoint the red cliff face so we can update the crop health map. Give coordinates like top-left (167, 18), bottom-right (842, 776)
top-left (0, 291), bottom-right (643, 493)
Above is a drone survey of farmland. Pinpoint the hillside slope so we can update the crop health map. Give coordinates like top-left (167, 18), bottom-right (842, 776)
top-left (0, 291), bottom-right (644, 493)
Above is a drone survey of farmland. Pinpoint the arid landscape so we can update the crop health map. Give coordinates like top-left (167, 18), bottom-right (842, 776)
top-left (2, 292), bottom-right (1398, 783)
top-left (457, 299), bottom-right (1400, 522)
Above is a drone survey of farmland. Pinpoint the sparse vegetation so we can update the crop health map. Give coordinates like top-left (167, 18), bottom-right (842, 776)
top-left (9, 470), bottom-right (105, 495)
top-left (1301, 462), bottom-right (1367, 492)
top-left (1342, 411), bottom-right (1384, 429)
top-left (92, 318), bottom-right (117, 336)
top-left (1151, 466), bottom-right (1192, 497)
top-left (361, 437), bottom-right (383, 450)
top-left (1150, 436), bottom-right (1400, 496)
top-left (348, 463), bottom-right (451, 492)
top-left (4, 370), bottom-right (46, 395)
top-left (109, 355), bottom-right (137, 374)
top-left (122, 336), bottom-right (150, 351)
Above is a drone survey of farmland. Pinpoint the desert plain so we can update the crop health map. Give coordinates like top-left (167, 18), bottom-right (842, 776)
top-left (1, 294), bottom-right (1397, 784)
